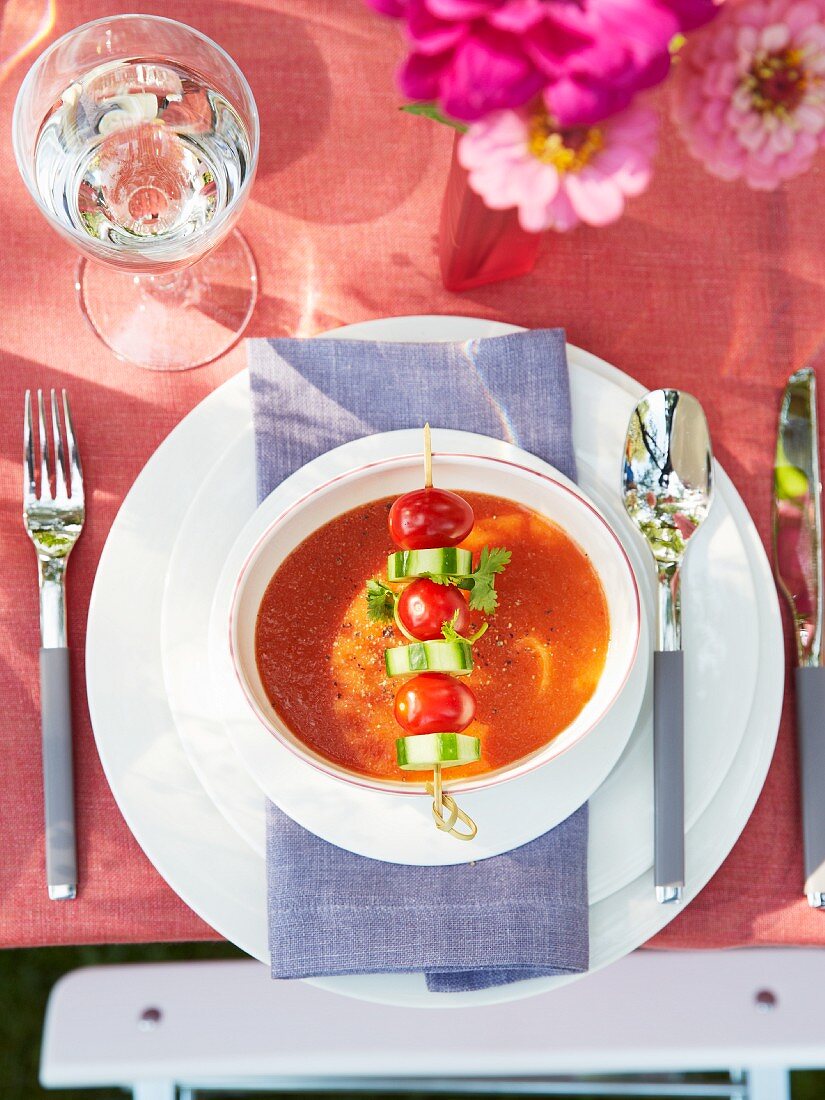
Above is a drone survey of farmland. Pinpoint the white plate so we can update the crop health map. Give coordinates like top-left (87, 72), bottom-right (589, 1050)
top-left (88, 315), bottom-right (784, 1008)
top-left (163, 330), bottom-right (758, 896)
top-left (205, 435), bottom-right (646, 867)
top-left (228, 450), bottom-right (642, 797)
top-left (163, 425), bottom-right (650, 879)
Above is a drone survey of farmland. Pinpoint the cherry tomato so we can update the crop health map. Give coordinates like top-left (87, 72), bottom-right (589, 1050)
top-left (396, 578), bottom-right (470, 641)
top-left (388, 487), bottom-right (474, 550)
top-left (394, 673), bottom-right (476, 735)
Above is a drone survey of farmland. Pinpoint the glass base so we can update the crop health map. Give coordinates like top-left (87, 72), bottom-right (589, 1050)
top-left (76, 228), bottom-right (258, 371)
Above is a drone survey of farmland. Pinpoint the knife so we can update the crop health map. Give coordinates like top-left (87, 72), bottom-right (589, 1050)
top-left (773, 365), bottom-right (825, 907)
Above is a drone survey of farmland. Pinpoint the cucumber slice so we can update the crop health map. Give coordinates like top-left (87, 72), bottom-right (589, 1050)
top-left (396, 732), bottom-right (481, 770)
top-left (387, 547), bottom-right (473, 582)
top-left (385, 639), bottom-right (473, 677)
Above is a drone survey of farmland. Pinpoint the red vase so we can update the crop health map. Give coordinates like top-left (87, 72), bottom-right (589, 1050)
top-left (439, 134), bottom-right (541, 293)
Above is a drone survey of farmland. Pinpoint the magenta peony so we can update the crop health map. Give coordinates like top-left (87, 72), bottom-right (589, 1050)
top-left (367, 0), bottom-right (720, 125)
top-left (369, 0), bottom-right (409, 13)
top-left (672, 0), bottom-right (825, 190)
top-left (458, 102), bottom-right (658, 230)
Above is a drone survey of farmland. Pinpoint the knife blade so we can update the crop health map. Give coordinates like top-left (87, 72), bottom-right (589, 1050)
top-left (773, 365), bottom-right (825, 906)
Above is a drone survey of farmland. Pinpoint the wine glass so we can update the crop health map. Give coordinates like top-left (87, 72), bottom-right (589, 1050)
top-left (13, 15), bottom-right (260, 372)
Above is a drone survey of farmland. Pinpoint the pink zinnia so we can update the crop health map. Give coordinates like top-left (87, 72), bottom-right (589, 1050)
top-left (458, 103), bottom-right (658, 231)
top-left (672, 0), bottom-right (825, 189)
top-left (367, 0), bottom-right (719, 125)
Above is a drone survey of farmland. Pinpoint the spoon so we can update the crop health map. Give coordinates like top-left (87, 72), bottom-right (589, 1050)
top-left (622, 390), bottom-right (714, 903)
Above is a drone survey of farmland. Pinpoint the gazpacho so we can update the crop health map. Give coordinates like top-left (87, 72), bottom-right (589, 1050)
top-left (254, 489), bottom-right (609, 783)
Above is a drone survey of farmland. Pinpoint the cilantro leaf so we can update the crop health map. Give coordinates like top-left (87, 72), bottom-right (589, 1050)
top-left (365, 579), bottom-right (395, 623)
top-left (469, 576), bottom-right (498, 615)
top-left (442, 612), bottom-right (488, 645)
top-left (478, 546), bottom-right (512, 576)
top-left (441, 612), bottom-right (462, 643)
top-left (422, 573), bottom-right (458, 587)
top-left (467, 546), bottom-right (511, 614)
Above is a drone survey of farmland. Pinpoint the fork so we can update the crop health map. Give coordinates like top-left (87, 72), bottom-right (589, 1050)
top-left (23, 390), bottom-right (85, 900)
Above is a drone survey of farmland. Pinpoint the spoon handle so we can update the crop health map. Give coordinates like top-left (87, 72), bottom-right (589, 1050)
top-left (654, 650), bottom-right (685, 902)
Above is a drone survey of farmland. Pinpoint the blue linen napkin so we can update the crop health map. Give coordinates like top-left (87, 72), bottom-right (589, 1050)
top-left (249, 328), bottom-right (589, 992)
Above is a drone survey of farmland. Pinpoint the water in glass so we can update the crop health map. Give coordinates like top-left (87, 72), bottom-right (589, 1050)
top-left (34, 58), bottom-right (253, 263)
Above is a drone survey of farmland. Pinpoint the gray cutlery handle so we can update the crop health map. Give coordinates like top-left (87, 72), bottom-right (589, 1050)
top-left (40, 647), bottom-right (77, 898)
top-left (794, 666), bottom-right (825, 901)
top-left (654, 650), bottom-right (685, 898)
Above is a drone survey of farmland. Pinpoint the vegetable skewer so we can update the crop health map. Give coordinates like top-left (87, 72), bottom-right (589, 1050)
top-left (421, 425), bottom-right (474, 838)
top-left (365, 424), bottom-right (510, 840)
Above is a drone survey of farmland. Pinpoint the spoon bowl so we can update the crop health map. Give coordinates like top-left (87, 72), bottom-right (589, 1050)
top-left (622, 390), bottom-right (714, 642)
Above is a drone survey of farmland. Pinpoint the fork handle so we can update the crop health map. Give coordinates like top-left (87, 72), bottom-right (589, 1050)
top-left (40, 647), bottom-right (77, 899)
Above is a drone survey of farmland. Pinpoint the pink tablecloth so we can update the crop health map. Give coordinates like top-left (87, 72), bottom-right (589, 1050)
top-left (1, 0), bottom-right (823, 951)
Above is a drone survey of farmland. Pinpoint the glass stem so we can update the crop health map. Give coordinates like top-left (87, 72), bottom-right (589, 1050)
top-left (141, 265), bottom-right (197, 306)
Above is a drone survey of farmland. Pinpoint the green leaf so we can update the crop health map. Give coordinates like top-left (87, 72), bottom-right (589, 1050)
top-left (365, 578), bottom-right (395, 623)
top-left (468, 575), bottom-right (498, 615)
top-left (467, 546), bottom-right (511, 614)
top-left (478, 546), bottom-right (512, 575)
top-left (422, 572), bottom-right (459, 587)
top-left (442, 612), bottom-right (489, 646)
top-left (400, 102), bottom-right (468, 133)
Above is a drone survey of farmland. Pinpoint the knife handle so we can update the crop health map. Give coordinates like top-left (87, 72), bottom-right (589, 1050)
top-left (794, 666), bottom-right (825, 904)
top-left (654, 650), bottom-right (685, 902)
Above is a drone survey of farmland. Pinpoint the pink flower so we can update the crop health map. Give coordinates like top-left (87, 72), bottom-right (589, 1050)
top-left (366, 0), bottom-right (720, 125)
top-left (369, 0), bottom-right (409, 13)
top-left (458, 102), bottom-right (658, 231)
top-left (672, 0), bottom-right (825, 190)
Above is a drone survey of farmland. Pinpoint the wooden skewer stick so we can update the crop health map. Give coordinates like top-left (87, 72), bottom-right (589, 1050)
top-left (422, 421), bottom-right (478, 840)
top-left (428, 764), bottom-right (478, 840)
top-left (429, 765), bottom-right (457, 834)
top-left (432, 762), bottom-right (442, 815)
top-left (443, 796), bottom-right (477, 841)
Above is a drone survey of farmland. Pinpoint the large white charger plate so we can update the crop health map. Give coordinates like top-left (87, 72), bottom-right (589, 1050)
top-left (200, 432), bottom-right (648, 868)
top-left (87, 315), bottom-right (784, 1009)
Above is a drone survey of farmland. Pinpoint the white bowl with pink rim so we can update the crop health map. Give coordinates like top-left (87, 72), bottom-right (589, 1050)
top-left (229, 452), bottom-right (641, 796)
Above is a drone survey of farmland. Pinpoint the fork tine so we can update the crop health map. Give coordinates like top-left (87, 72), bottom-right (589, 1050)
top-left (62, 391), bottom-right (83, 501)
top-left (23, 391), bottom-right (36, 502)
top-left (50, 390), bottom-right (68, 500)
top-left (37, 389), bottom-right (52, 501)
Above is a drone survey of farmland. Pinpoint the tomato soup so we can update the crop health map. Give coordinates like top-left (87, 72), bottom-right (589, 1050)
top-left (254, 492), bottom-right (610, 781)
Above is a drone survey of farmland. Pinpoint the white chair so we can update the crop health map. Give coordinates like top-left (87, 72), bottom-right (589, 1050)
top-left (40, 948), bottom-right (825, 1100)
